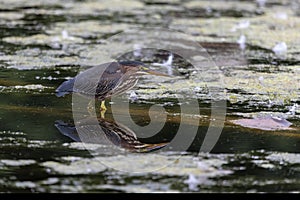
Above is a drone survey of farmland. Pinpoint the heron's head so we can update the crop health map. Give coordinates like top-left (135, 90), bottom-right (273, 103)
top-left (118, 61), bottom-right (170, 77)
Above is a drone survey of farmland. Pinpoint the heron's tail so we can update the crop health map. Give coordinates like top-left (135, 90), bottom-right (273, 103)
top-left (55, 78), bottom-right (75, 97)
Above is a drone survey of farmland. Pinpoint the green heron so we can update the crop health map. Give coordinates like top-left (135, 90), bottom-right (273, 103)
top-left (56, 61), bottom-right (169, 112)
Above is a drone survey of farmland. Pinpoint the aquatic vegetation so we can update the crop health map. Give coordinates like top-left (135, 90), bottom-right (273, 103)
top-left (0, 0), bottom-right (299, 193)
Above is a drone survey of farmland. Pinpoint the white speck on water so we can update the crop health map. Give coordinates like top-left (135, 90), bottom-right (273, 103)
top-left (41, 75), bottom-right (55, 80)
top-left (41, 177), bottom-right (59, 185)
top-left (194, 86), bottom-right (202, 92)
top-left (274, 12), bottom-right (288, 20)
top-left (62, 30), bottom-right (69, 39)
top-left (153, 53), bottom-right (174, 76)
top-left (14, 84), bottom-right (51, 90)
top-left (49, 37), bottom-right (61, 49)
top-left (35, 76), bottom-right (58, 80)
top-left (165, 53), bottom-right (173, 66)
top-left (258, 76), bottom-right (264, 85)
top-left (133, 44), bottom-right (143, 57)
top-left (238, 20), bottom-right (250, 29)
top-left (15, 181), bottom-right (36, 188)
top-left (86, 168), bottom-right (92, 173)
top-left (64, 76), bottom-right (73, 80)
top-left (287, 103), bottom-right (298, 116)
top-left (237, 35), bottom-right (246, 50)
top-left (272, 42), bottom-right (287, 57)
top-left (205, 7), bottom-right (212, 14)
top-left (129, 91), bottom-right (138, 101)
top-left (256, 0), bottom-right (267, 8)
top-left (267, 99), bottom-right (273, 108)
top-left (231, 20), bottom-right (250, 32)
top-left (62, 143), bottom-right (69, 147)
top-left (61, 30), bottom-right (75, 41)
top-left (184, 174), bottom-right (200, 191)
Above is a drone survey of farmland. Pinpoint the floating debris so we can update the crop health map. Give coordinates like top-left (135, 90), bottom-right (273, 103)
top-left (133, 44), bottom-right (143, 57)
top-left (231, 20), bottom-right (250, 32)
top-left (274, 12), bottom-right (288, 20)
top-left (266, 153), bottom-right (300, 164)
top-left (193, 86), bottom-right (202, 93)
top-left (237, 35), bottom-right (246, 50)
top-left (0, 159), bottom-right (36, 166)
top-left (287, 103), bottom-right (299, 116)
top-left (129, 91), bottom-right (138, 102)
top-left (184, 174), bottom-right (200, 191)
top-left (256, 0), bottom-right (267, 8)
top-left (258, 76), bottom-right (264, 85)
top-left (152, 53), bottom-right (174, 76)
top-left (41, 178), bottom-right (59, 185)
top-left (41, 159), bottom-right (107, 175)
top-left (272, 42), bottom-right (287, 58)
top-left (62, 30), bottom-right (69, 39)
top-left (15, 181), bottom-right (36, 189)
top-left (231, 116), bottom-right (293, 131)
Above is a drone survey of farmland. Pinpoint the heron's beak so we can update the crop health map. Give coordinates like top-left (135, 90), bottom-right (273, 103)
top-left (146, 69), bottom-right (171, 77)
top-left (141, 66), bottom-right (171, 77)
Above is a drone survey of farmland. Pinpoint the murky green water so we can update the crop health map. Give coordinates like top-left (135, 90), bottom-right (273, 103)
top-left (0, 0), bottom-right (300, 193)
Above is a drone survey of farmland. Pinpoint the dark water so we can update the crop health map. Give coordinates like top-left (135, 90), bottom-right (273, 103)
top-left (0, 0), bottom-right (300, 193)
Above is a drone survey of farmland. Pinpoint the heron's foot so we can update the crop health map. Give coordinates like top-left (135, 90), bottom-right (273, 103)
top-left (100, 109), bottom-right (106, 119)
top-left (100, 100), bottom-right (107, 118)
top-left (100, 100), bottom-right (107, 111)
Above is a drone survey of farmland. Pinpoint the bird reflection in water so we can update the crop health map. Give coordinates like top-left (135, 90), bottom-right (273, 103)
top-left (55, 117), bottom-right (168, 153)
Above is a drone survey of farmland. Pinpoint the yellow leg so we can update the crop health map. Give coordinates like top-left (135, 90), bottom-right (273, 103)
top-left (100, 100), bottom-right (107, 111)
top-left (100, 100), bottom-right (107, 119)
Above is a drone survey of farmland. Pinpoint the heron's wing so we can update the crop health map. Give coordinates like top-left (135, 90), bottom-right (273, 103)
top-left (72, 62), bottom-right (122, 98)
top-left (94, 76), bottom-right (121, 99)
top-left (106, 73), bottom-right (139, 98)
